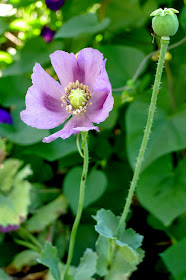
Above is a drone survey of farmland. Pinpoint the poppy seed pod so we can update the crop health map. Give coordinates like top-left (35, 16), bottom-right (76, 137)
top-left (151, 8), bottom-right (179, 37)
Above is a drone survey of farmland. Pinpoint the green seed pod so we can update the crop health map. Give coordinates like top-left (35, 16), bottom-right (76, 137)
top-left (150, 8), bottom-right (179, 37)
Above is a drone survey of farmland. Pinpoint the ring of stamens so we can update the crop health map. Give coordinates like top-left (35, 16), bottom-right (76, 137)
top-left (61, 80), bottom-right (92, 115)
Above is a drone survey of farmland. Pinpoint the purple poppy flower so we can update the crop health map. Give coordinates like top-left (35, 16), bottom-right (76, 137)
top-left (0, 224), bottom-right (20, 233)
top-left (45, 0), bottom-right (65, 11)
top-left (0, 108), bottom-right (12, 125)
top-left (41, 26), bottom-right (55, 43)
top-left (20, 48), bottom-right (114, 143)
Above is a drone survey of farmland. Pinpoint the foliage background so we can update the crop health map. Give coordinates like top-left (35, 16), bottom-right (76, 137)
top-left (0, 0), bottom-right (185, 279)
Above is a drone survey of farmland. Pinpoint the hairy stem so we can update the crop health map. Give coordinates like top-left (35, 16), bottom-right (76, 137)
top-left (64, 132), bottom-right (89, 279)
top-left (116, 36), bottom-right (170, 237)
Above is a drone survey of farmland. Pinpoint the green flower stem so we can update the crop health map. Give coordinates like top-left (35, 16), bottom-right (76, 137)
top-left (18, 227), bottom-right (43, 250)
top-left (76, 133), bottom-right (84, 158)
top-left (64, 132), bottom-right (89, 280)
top-left (116, 36), bottom-right (170, 237)
top-left (14, 238), bottom-right (40, 252)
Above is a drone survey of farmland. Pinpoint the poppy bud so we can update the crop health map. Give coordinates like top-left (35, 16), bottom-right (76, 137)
top-left (150, 8), bottom-right (179, 37)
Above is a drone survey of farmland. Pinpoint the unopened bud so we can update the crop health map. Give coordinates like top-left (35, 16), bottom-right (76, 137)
top-left (150, 8), bottom-right (179, 37)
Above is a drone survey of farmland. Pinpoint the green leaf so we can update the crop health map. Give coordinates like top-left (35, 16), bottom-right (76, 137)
top-left (116, 228), bottom-right (143, 250)
top-left (95, 225), bottom-right (144, 277)
top-left (72, 249), bottom-right (97, 280)
top-left (137, 156), bottom-right (186, 225)
top-left (108, 247), bottom-right (145, 280)
top-left (0, 164), bottom-right (31, 228)
top-left (180, 5), bottom-right (186, 32)
top-left (63, 168), bottom-right (107, 214)
top-left (99, 45), bottom-right (145, 88)
top-left (148, 213), bottom-right (186, 242)
top-left (2, 38), bottom-right (63, 76)
top-left (0, 18), bottom-right (8, 35)
top-left (22, 137), bottom-right (77, 161)
top-left (0, 159), bottom-right (22, 192)
top-left (62, 0), bottom-right (99, 21)
top-left (25, 195), bottom-right (68, 232)
top-left (0, 269), bottom-right (12, 280)
top-left (0, 106), bottom-right (50, 145)
top-left (161, 237), bottom-right (186, 280)
top-left (10, 250), bottom-right (39, 271)
top-left (0, 75), bottom-right (31, 107)
top-left (72, 225), bottom-right (97, 266)
top-left (126, 100), bottom-right (186, 171)
top-left (55, 13), bottom-right (110, 38)
top-left (93, 209), bottom-right (144, 277)
top-left (99, 109), bottom-right (118, 130)
top-left (105, 0), bottom-right (157, 30)
top-left (37, 242), bottom-right (60, 280)
top-left (29, 183), bottom-right (59, 212)
top-left (169, 213), bottom-right (186, 242)
top-left (93, 209), bottom-right (120, 239)
top-left (96, 236), bottom-right (110, 276)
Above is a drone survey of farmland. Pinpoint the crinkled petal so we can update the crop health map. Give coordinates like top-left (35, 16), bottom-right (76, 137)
top-left (77, 48), bottom-right (104, 91)
top-left (43, 114), bottom-right (99, 142)
top-left (86, 59), bottom-right (114, 124)
top-left (20, 63), bottom-right (69, 129)
top-left (50, 50), bottom-right (78, 88)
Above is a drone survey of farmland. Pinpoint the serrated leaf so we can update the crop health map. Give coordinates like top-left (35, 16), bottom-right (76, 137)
top-left (116, 228), bottom-right (143, 250)
top-left (25, 195), bottom-right (68, 232)
top-left (161, 237), bottom-right (186, 280)
top-left (14, 164), bottom-right (32, 182)
top-left (55, 13), bottom-right (110, 38)
top-left (0, 163), bottom-right (31, 229)
top-left (95, 229), bottom-right (144, 277)
top-left (93, 209), bottom-right (144, 250)
top-left (11, 250), bottom-right (39, 271)
top-left (64, 168), bottom-right (107, 214)
top-left (37, 242), bottom-right (60, 280)
top-left (94, 209), bottom-right (144, 277)
top-left (72, 249), bottom-right (97, 280)
top-left (137, 156), bottom-right (186, 225)
top-left (93, 209), bottom-right (120, 239)
top-left (45, 262), bottom-right (75, 280)
top-left (0, 159), bottom-right (22, 192)
top-left (108, 247), bottom-right (145, 280)
top-left (96, 236), bottom-right (110, 276)
top-left (126, 101), bottom-right (186, 171)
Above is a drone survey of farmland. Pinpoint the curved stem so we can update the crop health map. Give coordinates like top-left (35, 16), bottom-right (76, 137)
top-left (116, 36), bottom-right (170, 237)
top-left (14, 239), bottom-right (40, 252)
top-left (64, 132), bottom-right (89, 279)
top-left (76, 133), bottom-right (84, 158)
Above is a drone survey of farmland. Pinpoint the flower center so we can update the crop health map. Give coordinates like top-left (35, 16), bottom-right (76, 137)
top-left (69, 88), bottom-right (86, 109)
top-left (61, 80), bottom-right (92, 115)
